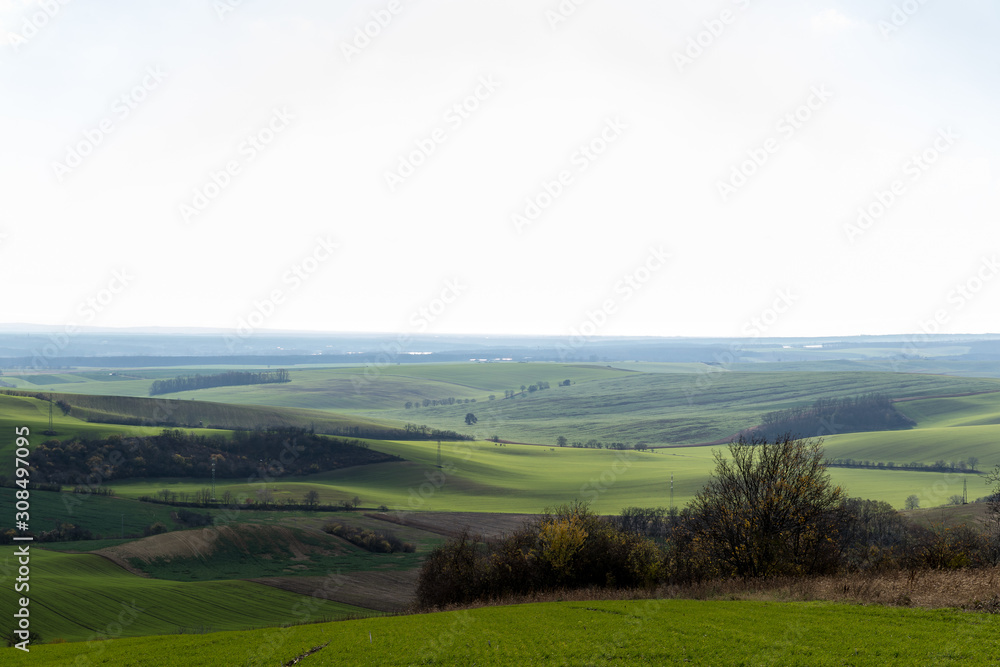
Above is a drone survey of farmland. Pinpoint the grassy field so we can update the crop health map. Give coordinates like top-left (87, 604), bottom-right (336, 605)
top-left (97, 523), bottom-right (429, 582)
top-left (99, 438), bottom-right (973, 512)
top-left (17, 598), bottom-right (1000, 664)
top-left (1, 363), bottom-right (629, 409)
top-left (9, 365), bottom-right (1000, 447)
top-left (0, 489), bottom-right (185, 537)
top-left (0, 393), bottom-right (213, 476)
top-left (359, 371), bottom-right (1000, 445)
top-left (824, 425), bottom-right (1000, 469)
top-left (0, 548), bottom-right (376, 643)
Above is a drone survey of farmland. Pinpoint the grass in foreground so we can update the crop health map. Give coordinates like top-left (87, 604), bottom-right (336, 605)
top-left (0, 548), bottom-right (376, 643)
top-left (17, 598), bottom-right (1000, 665)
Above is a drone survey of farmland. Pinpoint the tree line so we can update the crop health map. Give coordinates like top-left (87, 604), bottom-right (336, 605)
top-left (829, 456), bottom-right (981, 473)
top-left (749, 393), bottom-right (915, 440)
top-left (149, 369), bottom-right (291, 396)
top-left (27, 427), bottom-right (398, 484)
top-left (405, 396), bottom-right (477, 409)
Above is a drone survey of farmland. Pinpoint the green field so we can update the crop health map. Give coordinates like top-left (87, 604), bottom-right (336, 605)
top-left (110, 523), bottom-right (429, 582)
top-left (0, 548), bottom-right (376, 643)
top-left (105, 441), bottom-right (714, 514)
top-left (358, 371), bottom-right (1000, 445)
top-left (18, 598), bottom-right (1000, 665)
top-left (2, 363), bottom-right (629, 410)
top-left (0, 489), bottom-right (185, 537)
top-left (99, 438), bottom-right (975, 512)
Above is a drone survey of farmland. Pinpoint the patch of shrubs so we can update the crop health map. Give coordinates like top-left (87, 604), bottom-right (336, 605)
top-left (174, 509), bottom-right (212, 527)
top-left (416, 502), bottom-right (662, 608)
top-left (144, 522), bottom-right (169, 537)
top-left (418, 436), bottom-right (1000, 609)
top-left (323, 523), bottom-right (415, 554)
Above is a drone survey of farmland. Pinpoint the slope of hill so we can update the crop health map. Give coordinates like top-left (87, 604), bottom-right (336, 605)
top-left (0, 548), bottom-right (375, 643)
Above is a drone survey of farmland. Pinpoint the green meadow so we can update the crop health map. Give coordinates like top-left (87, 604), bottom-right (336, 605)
top-left (0, 489), bottom-right (182, 537)
top-left (101, 438), bottom-right (976, 513)
top-left (18, 598), bottom-right (1000, 665)
top-left (0, 548), bottom-right (375, 643)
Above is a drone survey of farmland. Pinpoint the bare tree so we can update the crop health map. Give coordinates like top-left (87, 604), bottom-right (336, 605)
top-left (688, 434), bottom-right (844, 578)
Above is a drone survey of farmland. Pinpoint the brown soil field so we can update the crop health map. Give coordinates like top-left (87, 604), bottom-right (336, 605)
top-left (369, 510), bottom-right (541, 540)
top-left (251, 569), bottom-right (421, 613)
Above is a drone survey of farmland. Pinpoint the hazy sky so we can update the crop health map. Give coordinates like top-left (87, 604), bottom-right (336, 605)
top-left (2, 0), bottom-right (998, 339)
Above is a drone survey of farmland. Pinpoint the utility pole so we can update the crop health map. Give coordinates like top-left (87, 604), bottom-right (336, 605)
top-left (211, 459), bottom-right (217, 502)
top-left (437, 440), bottom-right (442, 468)
top-left (670, 472), bottom-right (674, 512)
top-left (963, 477), bottom-right (968, 505)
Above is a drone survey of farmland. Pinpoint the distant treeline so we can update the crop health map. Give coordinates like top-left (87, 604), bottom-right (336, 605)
top-left (749, 393), bottom-right (915, 440)
top-left (405, 396), bottom-right (477, 409)
top-left (829, 456), bottom-right (983, 474)
top-left (1, 390), bottom-right (469, 442)
top-left (27, 427), bottom-right (399, 485)
top-left (149, 369), bottom-right (290, 396)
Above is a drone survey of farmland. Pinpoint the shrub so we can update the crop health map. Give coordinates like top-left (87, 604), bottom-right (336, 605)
top-left (685, 434), bottom-right (844, 579)
top-left (323, 523), bottom-right (414, 554)
top-left (416, 502), bottom-right (662, 608)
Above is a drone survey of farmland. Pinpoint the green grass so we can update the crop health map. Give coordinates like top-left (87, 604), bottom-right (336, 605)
top-left (0, 548), bottom-right (376, 643)
top-left (2, 363), bottom-right (628, 410)
top-left (37, 538), bottom-right (138, 551)
top-left (0, 489), bottom-right (184, 537)
top-left (19, 598), bottom-right (1000, 665)
top-left (124, 524), bottom-right (428, 581)
top-left (896, 393), bottom-right (1000, 428)
top-left (0, 394), bottom-right (189, 476)
top-left (107, 441), bottom-right (717, 514)
top-left (20, 391), bottom-right (399, 434)
top-left (102, 436), bottom-right (989, 513)
top-left (362, 371), bottom-right (1000, 445)
top-left (824, 424), bottom-right (1000, 469)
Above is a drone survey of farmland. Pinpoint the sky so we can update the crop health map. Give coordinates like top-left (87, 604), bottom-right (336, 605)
top-left (1, 0), bottom-right (998, 340)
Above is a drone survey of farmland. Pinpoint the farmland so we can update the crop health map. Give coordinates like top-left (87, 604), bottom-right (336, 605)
top-left (0, 548), bottom-right (376, 643)
top-left (4, 355), bottom-right (1000, 657)
top-left (19, 598), bottom-right (1000, 665)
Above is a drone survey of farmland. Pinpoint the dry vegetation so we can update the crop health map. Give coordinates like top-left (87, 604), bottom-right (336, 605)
top-left (423, 567), bottom-right (1000, 616)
